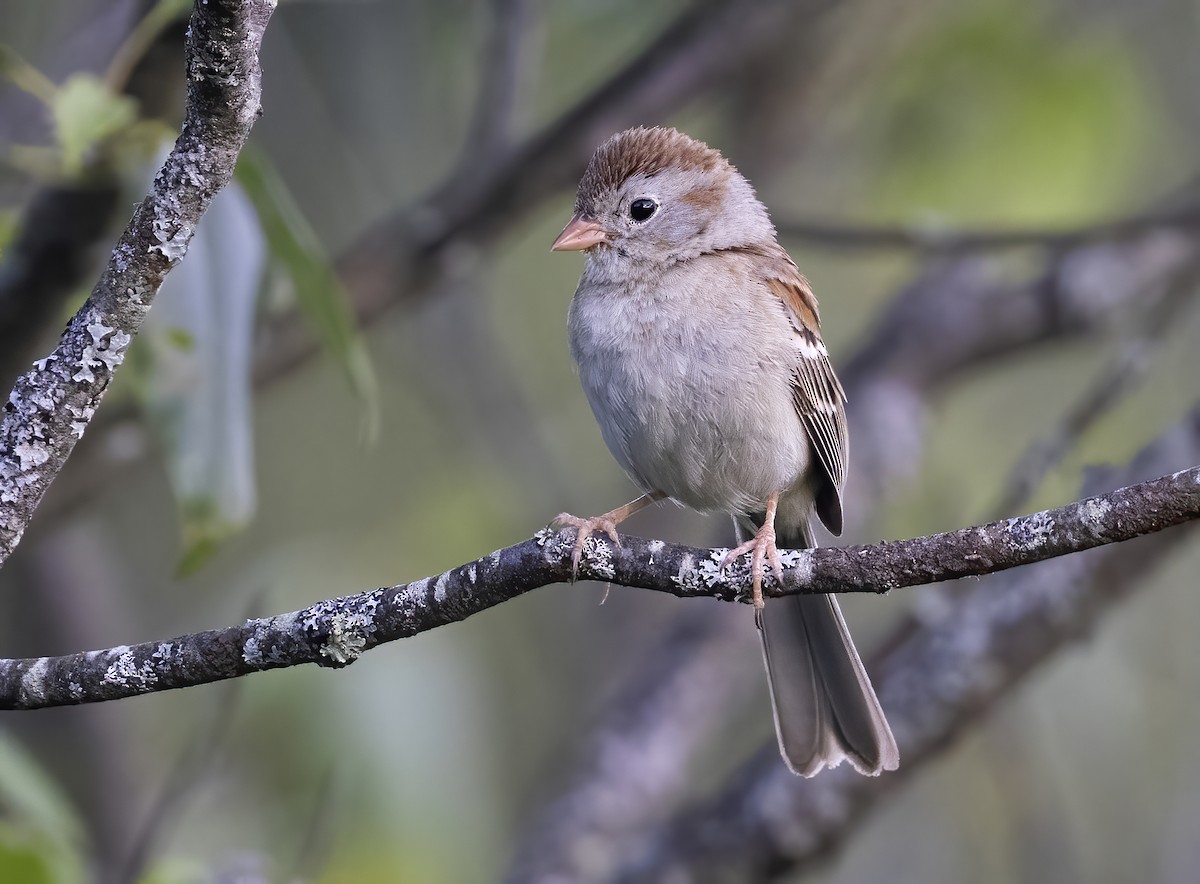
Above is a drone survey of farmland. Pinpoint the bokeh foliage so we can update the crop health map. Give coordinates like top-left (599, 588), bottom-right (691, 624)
top-left (0, 0), bottom-right (1197, 881)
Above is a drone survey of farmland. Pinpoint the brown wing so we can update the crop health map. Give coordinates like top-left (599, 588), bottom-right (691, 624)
top-left (762, 251), bottom-right (848, 536)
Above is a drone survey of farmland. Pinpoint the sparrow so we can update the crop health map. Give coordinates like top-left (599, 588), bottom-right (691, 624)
top-left (550, 127), bottom-right (898, 776)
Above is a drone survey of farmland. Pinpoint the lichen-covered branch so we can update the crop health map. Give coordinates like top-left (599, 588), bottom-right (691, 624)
top-left (614, 407), bottom-right (1200, 884)
top-left (0, 7), bottom-right (192, 393)
top-left (0, 459), bottom-right (1195, 710)
top-left (0, 0), bottom-right (275, 566)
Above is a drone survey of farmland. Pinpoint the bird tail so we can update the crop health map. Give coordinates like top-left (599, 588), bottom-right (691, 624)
top-left (736, 517), bottom-right (899, 776)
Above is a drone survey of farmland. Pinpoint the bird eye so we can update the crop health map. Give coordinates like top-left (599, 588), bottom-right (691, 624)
top-left (629, 198), bottom-right (658, 222)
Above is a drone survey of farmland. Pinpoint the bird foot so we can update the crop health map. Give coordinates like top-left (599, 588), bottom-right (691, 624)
top-left (552, 512), bottom-right (622, 580)
top-left (720, 523), bottom-right (784, 612)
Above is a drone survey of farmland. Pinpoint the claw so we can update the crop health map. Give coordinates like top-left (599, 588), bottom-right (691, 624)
top-left (722, 493), bottom-right (784, 612)
top-left (550, 493), bottom-right (665, 581)
top-left (553, 513), bottom-right (622, 581)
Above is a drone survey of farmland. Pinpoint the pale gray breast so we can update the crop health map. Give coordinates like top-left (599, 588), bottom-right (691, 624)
top-left (568, 254), bottom-right (812, 515)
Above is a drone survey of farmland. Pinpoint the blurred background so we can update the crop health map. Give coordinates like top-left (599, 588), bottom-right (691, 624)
top-left (1, 0), bottom-right (1199, 881)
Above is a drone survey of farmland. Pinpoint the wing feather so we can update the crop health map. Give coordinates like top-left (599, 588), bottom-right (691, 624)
top-left (759, 249), bottom-right (849, 535)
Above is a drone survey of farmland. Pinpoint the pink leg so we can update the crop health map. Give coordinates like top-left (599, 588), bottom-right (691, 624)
top-left (720, 492), bottom-right (784, 611)
top-left (554, 491), bottom-right (666, 578)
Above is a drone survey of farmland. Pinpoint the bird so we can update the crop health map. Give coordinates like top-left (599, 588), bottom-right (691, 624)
top-left (550, 126), bottom-right (898, 776)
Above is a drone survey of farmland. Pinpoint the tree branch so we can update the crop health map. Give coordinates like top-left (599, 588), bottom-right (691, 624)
top-left (458, 0), bottom-right (532, 160)
top-left (503, 606), bottom-right (754, 884)
top-left (1, 458), bottom-right (1195, 710)
top-left (774, 200), bottom-right (1200, 253)
top-left (614, 406), bottom-right (1200, 883)
top-left (0, 6), bottom-right (191, 392)
top-left (0, 0), bottom-right (274, 567)
top-left (990, 261), bottom-right (1200, 517)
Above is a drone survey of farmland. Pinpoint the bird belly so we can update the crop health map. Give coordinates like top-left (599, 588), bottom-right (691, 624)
top-left (569, 281), bottom-right (811, 516)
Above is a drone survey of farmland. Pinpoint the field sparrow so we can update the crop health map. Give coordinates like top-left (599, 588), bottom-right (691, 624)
top-left (551, 127), bottom-right (898, 776)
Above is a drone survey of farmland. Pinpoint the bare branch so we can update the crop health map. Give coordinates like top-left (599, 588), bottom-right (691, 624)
top-left (503, 608), bottom-right (754, 884)
top-left (775, 199), bottom-right (1200, 253)
top-left (0, 455), bottom-right (1196, 711)
top-left (113, 677), bottom-right (242, 884)
top-left (459, 0), bottom-right (533, 160)
top-left (841, 231), bottom-right (1199, 394)
top-left (990, 261), bottom-right (1200, 517)
top-left (0, 0), bottom-right (275, 566)
top-left (614, 408), bottom-right (1200, 884)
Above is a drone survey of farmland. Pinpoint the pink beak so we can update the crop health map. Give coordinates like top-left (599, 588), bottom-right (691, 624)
top-left (551, 214), bottom-right (608, 251)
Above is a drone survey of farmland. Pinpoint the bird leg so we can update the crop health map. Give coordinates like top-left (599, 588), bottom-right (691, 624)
top-left (720, 492), bottom-right (784, 614)
top-left (554, 491), bottom-right (666, 579)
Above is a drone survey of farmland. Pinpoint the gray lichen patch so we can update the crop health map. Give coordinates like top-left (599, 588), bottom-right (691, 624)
top-left (583, 535), bottom-right (617, 580)
top-left (112, 242), bottom-right (134, 272)
top-left (292, 588), bottom-right (391, 666)
top-left (12, 442), bottom-right (49, 471)
top-left (73, 319), bottom-right (132, 383)
top-left (536, 526), bottom-right (617, 579)
top-left (242, 612), bottom-right (298, 667)
top-left (320, 612), bottom-right (370, 665)
top-left (1007, 511), bottom-right (1056, 552)
top-left (1078, 497), bottom-right (1112, 536)
top-left (671, 549), bottom-right (727, 594)
top-left (102, 650), bottom-right (159, 690)
top-left (150, 204), bottom-right (194, 263)
top-left (777, 548), bottom-right (814, 586)
top-left (396, 577), bottom-right (431, 609)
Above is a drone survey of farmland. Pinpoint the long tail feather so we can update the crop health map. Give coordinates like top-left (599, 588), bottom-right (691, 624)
top-left (737, 517), bottom-right (899, 776)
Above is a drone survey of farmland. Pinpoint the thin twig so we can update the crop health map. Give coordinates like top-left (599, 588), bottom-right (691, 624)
top-left (991, 261), bottom-right (1200, 518)
top-left (459, 0), bottom-right (532, 160)
top-left (775, 200), bottom-right (1200, 253)
top-left (283, 765), bottom-right (340, 884)
top-left (112, 678), bottom-right (243, 884)
top-left (503, 607), bottom-right (753, 884)
top-left (1, 460), bottom-right (1197, 710)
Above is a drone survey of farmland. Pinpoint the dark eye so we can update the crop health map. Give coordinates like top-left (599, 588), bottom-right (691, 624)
top-left (629, 198), bottom-right (658, 222)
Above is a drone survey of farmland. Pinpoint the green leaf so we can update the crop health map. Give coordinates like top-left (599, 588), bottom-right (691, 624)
top-left (0, 732), bottom-right (84, 847)
top-left (138, 856), bottom-right (213, 884)
top-left (0, 44), bottom-right (57, 104)
top-left (0, 733), bottom-right (86, 883)
top-left (0, 209), bottom-right (18, 254)
top-left (142, 167), bottom-right (267, 574)
top-left (0, 828), bottom-right (59, 884)
top-left (51, 74), bottom-right (137, 176)
top-left (235, 149), bottom-right (380, 441)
